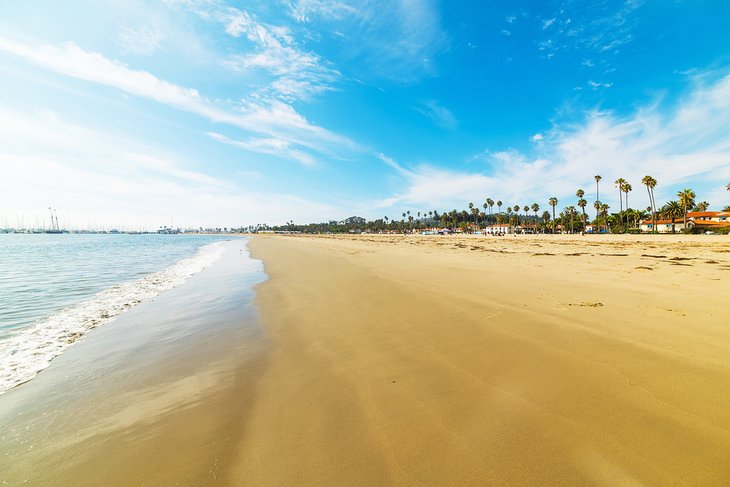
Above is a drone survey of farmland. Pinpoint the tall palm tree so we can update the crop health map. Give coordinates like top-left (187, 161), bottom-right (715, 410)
top-left (531, 203), bottom-right (539, 232)
top-left (541, 210), bottom-right (551, 234)
top-left (623, 182), bottom-right (632, 231)
top-left (593, 200), bottom-right (602, 233)
top-left (694, 201), bottom-right (709, 211)
top-left (497, 200), bottom-right (503, 219)
top-left (523, 205), bottom-right (530, 232)
top-left (565, 206), bottom-right (577, 233)
top-left (486, 198), bottom-right (495, 224)
top-left (513, 205), bottom-right (520, 227)
top-left (549, 197), bottom-right (558, 234)
top-left (577, 198), bottom-right (588, 230)
top-left (642, 175), bottom-right (657, 234)
top-left (601, 203), bottom-right (610, 232)
top-left (594, 175), bottom-right (602, 224)
top-left (677, 188), bottom-right (696, 232)
top-left (468, 203), bottom-right (474, 226)
top-left (662, 200), bottom-right (682, 233)
top-left (482, 202), bottom-right (488, 227)
top-left (615, 178), bottom-right (626, 227)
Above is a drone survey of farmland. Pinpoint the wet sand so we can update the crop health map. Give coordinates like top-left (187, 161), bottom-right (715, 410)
top-left (0, 239), bottom-right (266, 486)
top-left (239, 233), bottom-right (730, 486)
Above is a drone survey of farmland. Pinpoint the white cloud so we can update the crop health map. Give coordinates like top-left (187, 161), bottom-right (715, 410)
top-left (165, 0), bottom-right (340, 102)
top-left (286, 0), bottom-right (449, 82)
top-left (207, 132), bottom-right (316, 166)
top-left (0, 35), bottom-right (354, 160)
top-left (537, 0), bottom-right (643, 64)
top-left (0, 108), bottom-right (334, 229)
top-left (117, 23), bottom-right (165, 56)
top-left (414, 99), bottom-right (457, 129)
top-left (587, 80), bottom-right (613, 90)
top-left (375, 71), bottom-right (730, 213)
top-left (287, 0), bottom-right (361, 22)
top-left (531, 133), bottom-right (544, 142)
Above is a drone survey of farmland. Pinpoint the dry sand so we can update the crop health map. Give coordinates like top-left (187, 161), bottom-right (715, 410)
top-left (237, 233), bottom-right (730, 486)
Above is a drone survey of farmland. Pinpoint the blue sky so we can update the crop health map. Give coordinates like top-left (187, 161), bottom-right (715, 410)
top-left (1, 0), bottom-right (729, 229)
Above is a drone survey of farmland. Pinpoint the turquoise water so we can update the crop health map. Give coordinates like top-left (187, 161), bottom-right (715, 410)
top-left (0, 233), bottom-right (234, 393)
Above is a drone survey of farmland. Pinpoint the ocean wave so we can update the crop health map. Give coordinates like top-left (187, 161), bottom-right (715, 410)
top-left (0, 241), bottom-right (225, 395)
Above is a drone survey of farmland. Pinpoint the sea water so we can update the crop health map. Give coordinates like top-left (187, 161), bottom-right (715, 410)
top-left (0, 233), bottom-right (232, 394)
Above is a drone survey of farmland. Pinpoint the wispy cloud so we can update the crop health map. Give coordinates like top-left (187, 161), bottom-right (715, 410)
top-left (117, 23), bottom-right (165, 56)
top-left (207, 132), bottom-right (316, 166)
top-left (414, 99), bottom-right (457, 129)
top-left (287, 0), bottom-right (361, 22)
top-left (587, 80), bottom-right (613, 90)
top-left (536, 0), bottom-right (643, 63)
top-left (0, 35), bottom-right (354, 162)
top-left (208, 6), bottom-right (341, 103)
top-left (286, 0), bottom-right (449, 82)
top-left (0, 107), bottom-right (335, 228)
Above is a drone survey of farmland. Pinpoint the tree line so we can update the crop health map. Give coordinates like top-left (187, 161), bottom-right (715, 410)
top-left (258, 179), bottom-right (730, 235)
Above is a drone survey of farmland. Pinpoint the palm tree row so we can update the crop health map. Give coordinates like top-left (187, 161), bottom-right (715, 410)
top-left (268, 180), bottom-right (727, 234)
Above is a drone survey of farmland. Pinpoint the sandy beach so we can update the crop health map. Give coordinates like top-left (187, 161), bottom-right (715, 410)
top-left (2, 234), bottom-right (729, 485)
top-left (238, 233), bottom-right (730, 486)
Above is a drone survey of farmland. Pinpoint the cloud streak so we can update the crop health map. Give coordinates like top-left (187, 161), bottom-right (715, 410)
top-left (0, 35), bottom-right (354, 162)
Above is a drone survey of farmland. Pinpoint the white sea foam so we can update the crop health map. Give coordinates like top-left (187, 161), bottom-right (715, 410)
top-left (0, 242), bottom-right (225, 395)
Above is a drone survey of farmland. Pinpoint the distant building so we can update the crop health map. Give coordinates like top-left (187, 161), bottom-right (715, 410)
top-left (483, 224), bottom-right (512, 235)
top-left (640, 211), bottom-right (730, 233)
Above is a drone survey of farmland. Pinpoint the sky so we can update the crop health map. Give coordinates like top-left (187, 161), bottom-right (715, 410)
top-left (1, 0), bottom-right (730, 230)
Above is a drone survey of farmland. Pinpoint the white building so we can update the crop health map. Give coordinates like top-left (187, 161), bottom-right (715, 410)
top-left (639, 211), bottom-right (730, 233)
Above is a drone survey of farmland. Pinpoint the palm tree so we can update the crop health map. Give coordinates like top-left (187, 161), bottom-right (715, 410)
top-left (486, 198), bottom-right (494, 225)
top-left (662, 200), bottom-right (682, 233)
top-left (615, 178), bottom-right (626, 228)
top-left (593, 200), bottom-right (602, 233)
top-left (726, 182), bottom-right (730, 192)
top-left (594, 175), bottom-right (602, 224)
top-left (694, 201), bottom-right (710, 211)
top-left (468, 202), bottom-right (474, 227)
top-left (642, 175), bottom-right (657, 234)
top-left (497, 200), bottom-right (503, 218)
top-left (565, 206), bottom-right (577, 233)
top-left (677, 188), bottom-right (696, 232)
top-left (541, 211), bottom-right (551, 233)
top-left (577, 198), bottom-right (588, 228)
top-left (601, 203), bottom-right (610, 232)
top-left (576, 189), bottom-right (586, 232)
top-left (482, 202), bottom-right (488, 227)
top-left (549, 197), bottom-right (558, 234)
top-left (623, 182), bottom-right (632, 231)
top-left (531, 203), bottom-right (539, 232)
top-left (521, 205), bottom-right (528, 232)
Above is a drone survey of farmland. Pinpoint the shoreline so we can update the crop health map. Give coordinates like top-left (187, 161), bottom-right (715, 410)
top-left (0, 239), bottom-right (268, 486)
top-left (240, 233), bottom-right (730, 485)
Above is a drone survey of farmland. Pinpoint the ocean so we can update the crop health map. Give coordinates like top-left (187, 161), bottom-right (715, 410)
top-left (0, 233), bottom-right (236, 394)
